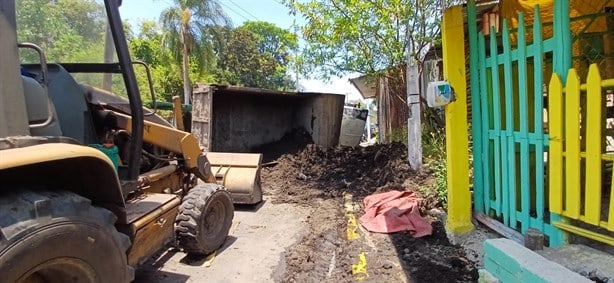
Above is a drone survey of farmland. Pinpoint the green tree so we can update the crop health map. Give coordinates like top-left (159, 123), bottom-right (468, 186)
top-left (128, 20), bottom-right (216, 105)
top-left (284, 0), bottom-right (453, 78)
top-left (160, 0), bottom-right (231, 104)
top-left (239, 21), bottom-right (298, 67)
top-left (285, 0), bottom-right (457, 133)
top-left (215, 21), bottom-right (297, 90)
top-left (214, 27), bottom-right (276, 88)
top-left (131, 21), bottom-right (169, 67)
top-left (239, 21), bottom-right (298, 90)
top-left (126, 21), bottom-right (178, 104)
top-left (16, 0), bottom-right (106, 63)
top-left (56, 0), bottom-right (105, 43)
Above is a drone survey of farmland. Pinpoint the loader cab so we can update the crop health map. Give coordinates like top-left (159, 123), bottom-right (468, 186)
top-left (1, 0), bottom-right (145, 190)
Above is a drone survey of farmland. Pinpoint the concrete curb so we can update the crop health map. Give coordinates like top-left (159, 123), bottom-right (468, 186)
top-left (483, 239), bottom-right (591, 283)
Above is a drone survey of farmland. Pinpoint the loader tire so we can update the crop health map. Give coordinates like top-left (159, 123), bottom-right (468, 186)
top-left (175, 183), bottom-right (234, 255)
top-left (0, 190), bottom-right (133, 283)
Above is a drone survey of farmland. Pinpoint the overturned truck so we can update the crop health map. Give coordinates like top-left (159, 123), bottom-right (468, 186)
top-left (191, 84), bottom-right (345, 153)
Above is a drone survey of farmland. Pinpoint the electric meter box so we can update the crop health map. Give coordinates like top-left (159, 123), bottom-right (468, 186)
top-left (426, 81), bottom-right (454, 107)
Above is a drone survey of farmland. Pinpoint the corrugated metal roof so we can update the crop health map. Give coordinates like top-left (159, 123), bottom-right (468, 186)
top-left (500, 0), bottom-right (612, 34)
top-left (349, 75), bottom-right (377, 99)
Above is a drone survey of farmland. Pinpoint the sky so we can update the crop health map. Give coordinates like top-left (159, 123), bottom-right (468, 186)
top-left (119, 0), bottom-right (363, 101)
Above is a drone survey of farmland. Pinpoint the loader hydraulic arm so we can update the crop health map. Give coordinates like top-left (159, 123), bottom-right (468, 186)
top-left (112, 111), bottom-right (216, 183)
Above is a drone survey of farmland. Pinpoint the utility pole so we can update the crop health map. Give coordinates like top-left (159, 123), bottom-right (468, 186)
top-left (407, 56), bottom-right (422, 170)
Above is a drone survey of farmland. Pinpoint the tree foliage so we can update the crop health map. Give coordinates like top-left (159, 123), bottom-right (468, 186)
top-left (284, 0), bottom-right (452, 79)
top-left (130, 21), bottom-right (168, 66)
top-left (285, 0), bottom-right (457, 134)
top-left (215, 21), bottom-right (297, 90)
top-left (16, 0), bottom-right (105, 63)
top-left (160, 0), bottom-right (231, 103)
top-left (15, 0), bottom-right (299, 106)
top-left (129, 21), bottom-right (178, 104)
top-left (240, 21), bottom-right (298, 66)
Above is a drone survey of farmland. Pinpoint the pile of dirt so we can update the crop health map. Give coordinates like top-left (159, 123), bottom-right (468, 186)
top-left (260, 142), bottom-right (478, 282)
top-left (391, 222), bottom-right (478, 282)
top-left (263, 142), bottom-right (434, 204)
top-left (252, 128), bottom-right (314, 163)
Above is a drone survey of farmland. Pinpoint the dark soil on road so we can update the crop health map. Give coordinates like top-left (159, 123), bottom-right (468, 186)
top-left (258, 135), bottom-right (478, 283)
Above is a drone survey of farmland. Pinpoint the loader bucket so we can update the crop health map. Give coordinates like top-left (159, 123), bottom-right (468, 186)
top-left (205, 152), bottom-right (263, 204)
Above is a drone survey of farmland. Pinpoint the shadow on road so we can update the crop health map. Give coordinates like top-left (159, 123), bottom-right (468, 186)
top-left (137, 235), bottom-right (238, 270)
top-left (179, 235), bottom-right (238, 266)
top-left (134, 269), bottom-right (190, 283)
top-left (235, 199), bottom-right (267, 212)
top-left (134, 247), bottom-right (190, 282)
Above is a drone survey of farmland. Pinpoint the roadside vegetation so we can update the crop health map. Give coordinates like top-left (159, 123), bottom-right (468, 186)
top-left (421, 128), bottom-right (448, 208)
top-left (388, 125), bottom-right (448, 208)
top-left (16, 0), bottom-right (298, 106)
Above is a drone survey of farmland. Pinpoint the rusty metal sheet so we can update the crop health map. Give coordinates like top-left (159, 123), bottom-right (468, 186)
top-left (192, 83), bottom-right (213, 151)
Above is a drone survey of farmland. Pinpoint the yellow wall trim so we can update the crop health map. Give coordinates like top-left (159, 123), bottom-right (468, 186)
top-left (443, 5), bottom-right (474, 234)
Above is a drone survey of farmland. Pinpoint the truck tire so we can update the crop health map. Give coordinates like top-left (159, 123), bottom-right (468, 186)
top-left (0, 190), bottom-right (133, 283)
top-left (175, 183), bottom-right (234, 255)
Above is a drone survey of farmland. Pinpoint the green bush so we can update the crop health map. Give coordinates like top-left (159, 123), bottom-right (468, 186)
top-left (423, 127), bottom-right (446, 160)
top-left (420, 128), bottom-right (448, 209)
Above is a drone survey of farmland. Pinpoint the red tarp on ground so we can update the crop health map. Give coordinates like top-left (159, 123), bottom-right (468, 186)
top-left (359, 190), bottom-right (432, 237)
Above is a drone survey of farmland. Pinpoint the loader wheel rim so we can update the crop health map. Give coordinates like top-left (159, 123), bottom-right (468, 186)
top-left (19, 257), bottom-right (96, 283)
top-left (204, 199), bottom-right (226, 238)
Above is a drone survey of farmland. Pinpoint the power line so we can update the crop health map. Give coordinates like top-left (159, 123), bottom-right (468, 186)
top-left (218, 1), bottom-right (253, 22)
top-left (226, 0), bottom-right (259, 21)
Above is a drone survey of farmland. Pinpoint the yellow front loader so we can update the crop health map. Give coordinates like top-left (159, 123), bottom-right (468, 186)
top-left (0, 1), bottom-right (261, 282)
top-left (104, 97), bottom-right (263, 205)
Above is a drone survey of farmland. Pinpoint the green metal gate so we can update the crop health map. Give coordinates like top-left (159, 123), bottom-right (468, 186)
top-left (467, 1), bottom-right (570, 246)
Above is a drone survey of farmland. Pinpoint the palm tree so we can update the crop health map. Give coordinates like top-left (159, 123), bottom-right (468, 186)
top-left (160, 0), bottom-right (231, 104)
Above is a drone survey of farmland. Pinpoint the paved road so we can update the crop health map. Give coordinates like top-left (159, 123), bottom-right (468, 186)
top-left (134, 197), bottom-right (311, 283)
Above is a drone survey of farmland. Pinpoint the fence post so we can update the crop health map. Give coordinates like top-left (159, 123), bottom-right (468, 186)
top-left (585, 64), bottom-right (603, 225)
top-left (548, 73), bottom-right (563, 214)
top-left (553, 0), bottom-right (571, 80)
top-left (467, 0), bottom-right (484, 214)
top-left (442, 5), bottom-right (474, 235)
top-left (565, 69), bottom-right (582, 219)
